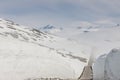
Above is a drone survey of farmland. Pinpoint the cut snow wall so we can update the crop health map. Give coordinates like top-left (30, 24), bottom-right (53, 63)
top-left (93, 48), bottom-right (120, 80)
top-left (93, 54), bottom-right (107, 80)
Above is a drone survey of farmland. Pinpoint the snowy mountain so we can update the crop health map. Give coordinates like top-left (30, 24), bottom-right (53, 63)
top-left (75, 26), bottom-right (120, 57)
top-left (40, 25), bottom-right (63, 34)
top-left (40, 24), bottom-right (120, 57)
top-left (1, 18), bottom-right (120, 80)
top-left (0, 18), bottom-right (91, 80)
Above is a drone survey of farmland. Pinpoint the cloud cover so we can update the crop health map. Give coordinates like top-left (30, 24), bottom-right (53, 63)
top-left (0, 0), bottom-right (119, 27)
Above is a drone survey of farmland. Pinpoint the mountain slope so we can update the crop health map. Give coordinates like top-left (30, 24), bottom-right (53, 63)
top-left (0, 18), bottom-right (90, 80)
top-left (40, 24), bottom-right (120, 58)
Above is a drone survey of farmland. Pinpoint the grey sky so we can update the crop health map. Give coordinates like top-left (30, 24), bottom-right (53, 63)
top-left (0, 0), bottom-right (119, 28)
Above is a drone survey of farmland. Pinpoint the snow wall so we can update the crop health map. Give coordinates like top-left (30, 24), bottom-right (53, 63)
top-left (93, 48), bottom-right (120, 80)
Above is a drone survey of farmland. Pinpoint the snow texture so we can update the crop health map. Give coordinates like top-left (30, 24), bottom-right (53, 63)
top-left (0, 18), bottom-right (90, 80)
top-left (93, 48), bottom-right (120, 80)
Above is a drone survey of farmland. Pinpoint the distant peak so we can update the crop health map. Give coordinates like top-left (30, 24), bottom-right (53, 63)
top-left (43, 25), bottom-right (55, 29)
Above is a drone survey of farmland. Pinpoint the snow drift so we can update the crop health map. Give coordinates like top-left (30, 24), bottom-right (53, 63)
top-left (93, 48), bottom-right (120, 80)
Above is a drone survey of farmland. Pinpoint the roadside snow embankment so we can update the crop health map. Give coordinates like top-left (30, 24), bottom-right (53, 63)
top-left (93, 48), bottom-right (120, 80)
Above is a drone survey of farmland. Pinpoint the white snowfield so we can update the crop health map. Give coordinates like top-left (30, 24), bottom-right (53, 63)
top-left (93, 48), bottom-right (120, 80)
top-left (41, 24), bottom-right (120, 80)
top-left (1, 18), bottom-right (120, 80)
top-left (41, 24), bottom-right (120, 58)
top-left (0, 18), bottom-right (91, 80)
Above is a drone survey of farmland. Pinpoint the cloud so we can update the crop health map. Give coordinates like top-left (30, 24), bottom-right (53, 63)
top-left (0, 0), bottom-right (119, 27)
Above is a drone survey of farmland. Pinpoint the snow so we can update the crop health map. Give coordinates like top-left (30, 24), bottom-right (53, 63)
top-left (39, 24), bottom-right (120, 80)
top-left (40, 25), bottom-right (62, 34)
top-left (93, 54), bottom-right (107, 80)
top-left (105, 48), bottom-right (120, 80)
top-left (0, 18), bottom-right (90, 80)
top-left (1, 18), bottom-right (120, 80)
top-left (45, 25), bottom-right (120, 58)
top-left (0, 35), bottom-right (86, 80)
top-left (93, 48), bottom-right (120, 80)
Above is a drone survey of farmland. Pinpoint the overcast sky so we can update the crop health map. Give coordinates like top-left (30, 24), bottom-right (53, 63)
top-left (0, 0), bottom-right (119, 28)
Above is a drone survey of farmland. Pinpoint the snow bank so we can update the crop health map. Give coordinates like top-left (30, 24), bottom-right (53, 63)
top-left (93, 54), bottom-right (107, 80)
top-left (93, 48), bottom-right (120, 80)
